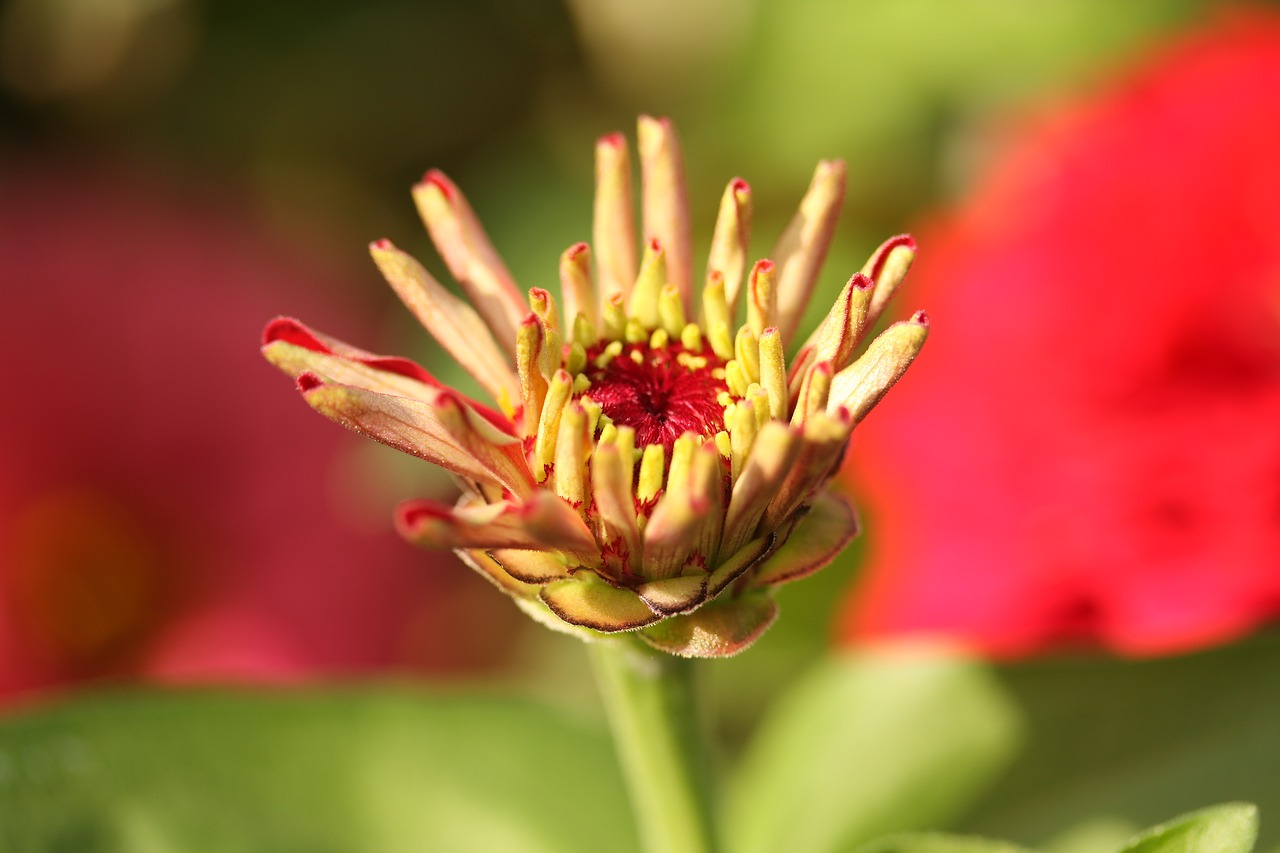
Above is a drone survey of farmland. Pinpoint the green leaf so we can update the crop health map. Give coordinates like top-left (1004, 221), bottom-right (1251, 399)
top-left (851, 832), bottom-right (1034, 853)
top-left (723, 646), bottom-right (1023, 853)
top-left (0, 687), bottom-right (636, 853)
top-left (960, 635), bottom-right (1280, 852)
top-left (1117, 804), bottom-right (1258, 853)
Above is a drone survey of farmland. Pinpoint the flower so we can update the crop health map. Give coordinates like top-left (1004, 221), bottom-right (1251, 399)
top-left (0, 163), bottom-right (515, 703)
top-left (264, 116), bottom-right (926, 657)
top-left (841, 12), bottom-right (1280, 657)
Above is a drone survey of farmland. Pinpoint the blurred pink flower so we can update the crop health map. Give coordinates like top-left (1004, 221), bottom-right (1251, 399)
top-left (0, 162), bottom-right (516, 704)
top-left (842, 10), bottom-right (1280, 657)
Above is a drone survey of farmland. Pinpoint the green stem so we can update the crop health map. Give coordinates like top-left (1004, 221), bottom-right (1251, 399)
top-left (589, 638), bottom-right (721, 853)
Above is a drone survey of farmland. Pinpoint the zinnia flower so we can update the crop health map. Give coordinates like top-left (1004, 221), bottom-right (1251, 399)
top-left (265, 116), bottom-right (926, 657)
top-left (1, 163), bottom-right (508, 704)
top-left (842, 12), bottom-right (1280, 657)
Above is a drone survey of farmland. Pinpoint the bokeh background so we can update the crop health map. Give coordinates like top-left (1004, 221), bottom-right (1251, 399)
top-left (2, 1), bottom-right (1279, 851)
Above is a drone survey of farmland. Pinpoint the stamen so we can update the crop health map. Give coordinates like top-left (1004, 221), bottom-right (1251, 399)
top-left (637, 444), bottom-right (665, 504)
top-left (702, 273), bottom-right (734, 359)
top-left (735, 325), bottom-right (760, 383)
top-left (559, 243), bottom-right (597, 333)
top-left (535, 370), bottom-right (574, 471)
top-left (680, 323), bottom-right (702, 352)
top-left (629, 238), bottom-right (666, 329)
top-left (758, 327), bottom-right (788, 419)
top-left (554, 403), bottom-right (588, 506)
top-left (746, 260), bottom-right (777, 337)
top-left (729, 398), bottom-right (758, 481)
top-left (603, 293), bottom-right (627, 341)
top-left (659, 283), bottom-right (687, 337)
top-left (517, 316), bottom-right (549, 434)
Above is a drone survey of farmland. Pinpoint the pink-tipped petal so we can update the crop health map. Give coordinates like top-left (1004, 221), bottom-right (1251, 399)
top-left (722, 422), bottom-right (802, 556)
top-left (398, 490), bottom-right (596, 558)
top-left (594, 133), bottom-right (639, 302)
top-left (828, 313), bottom-right (929, 424)
top-left (301, 378), bottom-right (533, 497)
top-left (590, 441), bottom-right (643, 578)
top-left (763, 408), bottom-right (853, 529)
top-left (638, 115), bottom-right (693, 311)
top-left (560, 242), bottom-right (598, 333)
top-left (772, 160), bottom-right (847, 341)
top-left (370, 240), bottom-right (520, 409)
top-left (412, 172), bottom-right (528, 355)
top-left (801, 273), bottom-right (875, 374)
top-left (709, 177), bottom-right (753, 311)
top-left (746, 259), bottom-right (778, 338)
top-left (643, 440), bottom-right (726, 578)
top-left (861, 233), bottom-right (917, 328)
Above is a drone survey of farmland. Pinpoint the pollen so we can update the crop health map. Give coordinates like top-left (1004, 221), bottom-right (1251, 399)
top-left (580, 337), bottom-right (732, 454)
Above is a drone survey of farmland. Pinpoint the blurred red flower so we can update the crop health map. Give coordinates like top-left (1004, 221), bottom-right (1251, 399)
top-left (0, 162), bottom-right (516, 704)
top-left (842, 11), bottom-right (1280, 657)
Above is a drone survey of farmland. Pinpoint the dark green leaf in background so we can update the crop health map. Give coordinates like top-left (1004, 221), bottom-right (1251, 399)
top-left (963, 634), bottom-right (1280, 853)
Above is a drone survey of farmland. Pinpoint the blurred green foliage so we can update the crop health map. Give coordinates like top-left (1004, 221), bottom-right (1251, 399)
top-left (0, 687), bottom-right (637, 852)
top-left (3, 2), bottom-right (1279, 850)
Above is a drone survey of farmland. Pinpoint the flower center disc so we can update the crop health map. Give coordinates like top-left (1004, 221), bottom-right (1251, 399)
top-left (582, 342), bottom-right (729, 453)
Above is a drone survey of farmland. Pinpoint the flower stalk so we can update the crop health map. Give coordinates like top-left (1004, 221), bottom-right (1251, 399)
top-left (590, 637), bottom-right (720, 853)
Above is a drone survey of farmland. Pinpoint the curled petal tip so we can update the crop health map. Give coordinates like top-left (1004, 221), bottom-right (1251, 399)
top-left (262, 315), bottom-right (305, 346)
top-left (852, 273), bottom-right (874, 290)
top-left (296, 372), bottom-right (324, 392)
top-left (638, 113), bottom-right (671, 129)
top-left (416, 169), bottom-right (454, 198)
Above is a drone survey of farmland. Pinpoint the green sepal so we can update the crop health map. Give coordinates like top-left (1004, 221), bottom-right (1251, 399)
top-left (751, 491), bottom-right (858, 587)
top-left (637, 574), bottom-right (709, 615)
top-left (638, 590), bottom-right (778, 658)
top-left (540, 570), bottom-right (660, 632)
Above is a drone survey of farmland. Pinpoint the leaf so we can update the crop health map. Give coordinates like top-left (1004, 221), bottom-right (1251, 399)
top-left (1117, 804), bottom-right (1258, 853)
top-left (960, 635), bottom-right (1280, 852)
top-left (851, 832), bottom-right (1035, 853)
top-left (723, 645), bottom-right (1022, 853)
top-left (0, 687), bottom-right (636, 853)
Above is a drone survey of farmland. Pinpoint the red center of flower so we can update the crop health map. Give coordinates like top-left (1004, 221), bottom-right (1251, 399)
top-left (582, 342), bottom-right (729, 453)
